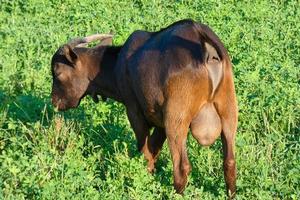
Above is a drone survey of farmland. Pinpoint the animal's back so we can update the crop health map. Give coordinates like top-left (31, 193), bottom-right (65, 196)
top-left (126, 20), bottom-right (215, 126)
top-left (119, 19), bottom-right (231, 129)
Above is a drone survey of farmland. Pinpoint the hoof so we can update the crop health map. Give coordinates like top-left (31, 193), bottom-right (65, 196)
top-left (174, 177), bottom-right (188, 194)
top-left (147, 161), bottom-right (155, 174)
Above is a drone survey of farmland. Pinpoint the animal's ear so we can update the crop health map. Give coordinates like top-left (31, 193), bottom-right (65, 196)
top-left (63, 44), bottom-right (78, 64)
top-left (98, 37), bottom-right (113, 46)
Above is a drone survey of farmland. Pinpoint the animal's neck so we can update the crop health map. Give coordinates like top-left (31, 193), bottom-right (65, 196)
top-left (87, 46), bottom-right (123, 102)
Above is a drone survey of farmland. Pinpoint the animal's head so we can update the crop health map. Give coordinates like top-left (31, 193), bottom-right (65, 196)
top-left (51, 34), bottom-right (113, 111)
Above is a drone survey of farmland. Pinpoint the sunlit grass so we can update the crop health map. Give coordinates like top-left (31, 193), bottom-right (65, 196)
top-left (0, 0), bottom-right (299, 199)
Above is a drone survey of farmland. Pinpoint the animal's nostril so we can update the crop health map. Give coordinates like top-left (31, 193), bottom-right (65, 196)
top-left (51, 95), bottom-right (59, 106)
top-left (51, 96), bottom-right (55, 104)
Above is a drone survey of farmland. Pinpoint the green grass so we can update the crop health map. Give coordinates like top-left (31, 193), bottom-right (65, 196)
top-left (0, 0), bottom-right (299, 199)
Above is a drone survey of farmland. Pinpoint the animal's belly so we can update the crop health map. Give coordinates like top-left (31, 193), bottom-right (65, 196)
top-left (139, 86), bottom-right (165, 128)
top-left (190, 103), bottom-right (222, 146)
top-left (144, 107), bottom-right (164, 127)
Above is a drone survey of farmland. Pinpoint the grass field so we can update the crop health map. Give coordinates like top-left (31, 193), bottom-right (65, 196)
top-left (0, 0), bottom-right (299, 199)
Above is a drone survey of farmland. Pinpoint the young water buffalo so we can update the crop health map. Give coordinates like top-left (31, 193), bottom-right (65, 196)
top-left (51, 19), bottom-right (238, 198)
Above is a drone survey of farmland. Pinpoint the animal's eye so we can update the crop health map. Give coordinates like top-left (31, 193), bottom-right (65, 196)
top-left (55, 72), bottom-right (62, 77)
top-left (56, 71), bottom-right (68, 81)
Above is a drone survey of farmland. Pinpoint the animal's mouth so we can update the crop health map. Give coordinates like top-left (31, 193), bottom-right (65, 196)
top-left (52, 96), bottom-right (81, 111)
top-left (55, 102), bottom-right (68, 111)
top-left (52, 98), bottom-right (67, 111)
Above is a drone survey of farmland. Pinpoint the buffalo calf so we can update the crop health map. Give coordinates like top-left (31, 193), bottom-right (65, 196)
top-left (51, 19), bottom-right (238, 198)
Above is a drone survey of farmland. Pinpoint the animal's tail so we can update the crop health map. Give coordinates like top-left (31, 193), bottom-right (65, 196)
top-left (195, 23), bottom-right (231, 64)
top-left (195, 23), bottom-right (232, 97)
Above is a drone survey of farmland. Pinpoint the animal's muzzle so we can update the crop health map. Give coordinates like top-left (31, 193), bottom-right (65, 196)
top-left (51, 94), bottom-right (65, 111)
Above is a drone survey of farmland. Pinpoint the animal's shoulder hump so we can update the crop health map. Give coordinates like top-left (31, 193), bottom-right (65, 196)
top-left (122, 30), bottom-right (151, 58)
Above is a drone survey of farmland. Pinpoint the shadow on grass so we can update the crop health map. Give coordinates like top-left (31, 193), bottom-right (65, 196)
top-left (0, 91), bottom-right (53, 125)
top-left (0, 89), bottom-right (88, 127)
top-left (0, 89), bottom-right (252, 197)
top-left (0, 87), bottom-right (135, 154)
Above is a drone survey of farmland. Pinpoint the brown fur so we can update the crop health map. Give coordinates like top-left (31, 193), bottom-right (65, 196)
top-left (51, 19), bottom-right (238, 198)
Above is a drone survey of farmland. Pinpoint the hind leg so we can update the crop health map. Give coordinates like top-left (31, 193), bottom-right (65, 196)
top-left (164, 113), bottom-right (191, 194)
top-left (219, 112), bottom-right (237, 198)
top-left (214, 73), bottom-right (238, 198)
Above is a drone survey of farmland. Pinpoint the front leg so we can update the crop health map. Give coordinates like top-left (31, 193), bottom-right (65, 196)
top-left (125, 105), bottom-right (156, 172)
